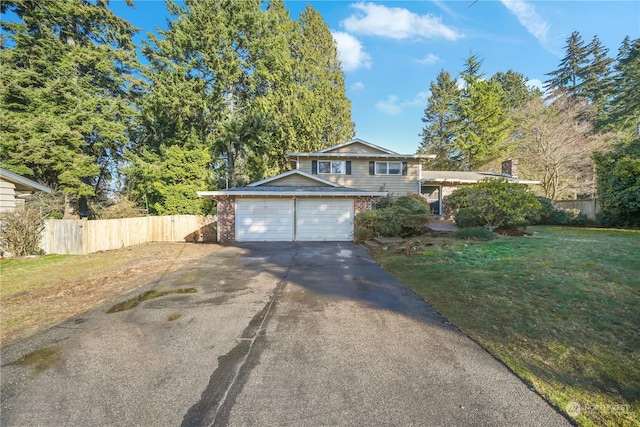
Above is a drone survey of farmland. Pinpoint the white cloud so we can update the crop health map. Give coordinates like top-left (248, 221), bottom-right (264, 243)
top-left (376, 91), bottom-right (431, 115)
top-left (527, 78), bottom-right (544, 92)
top-left (332, 31), bottom-right (372, 72)
top-left (417, 54), bottom-right (441, 66)
top-left (350, 81), bottom-right (365, 91)
top-left (376, 96), bottom-right (402, 115)
top-left (341, 2), bottom-right (461, 41)
top-left (500, 0), bottom-right (550, 48)
top-left (405, 90), bottom-right (431, 108)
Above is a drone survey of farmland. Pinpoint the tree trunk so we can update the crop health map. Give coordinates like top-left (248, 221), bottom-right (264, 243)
top-left (63, 193), bottom-right (76, 219)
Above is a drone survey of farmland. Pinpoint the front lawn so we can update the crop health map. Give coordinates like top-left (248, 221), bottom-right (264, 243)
top-left (371, 226), bottom-right (639, 426)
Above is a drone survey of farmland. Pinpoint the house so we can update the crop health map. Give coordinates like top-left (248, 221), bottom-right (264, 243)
top-left (198, 139), bottom-right (538, 243)
top-left (198, 138), bottom-right (434, 243)
top-left (0, 168), bottom-right (52, 212)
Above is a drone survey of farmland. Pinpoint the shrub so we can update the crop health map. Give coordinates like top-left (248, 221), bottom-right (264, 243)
top-left (0, 208), bottom-right (45, 256)
top-left (448, 179), bottom-right (541, 231)
top-left (355, 196), bottom-right (429, 240)
top-left (446, 186), bottom-right (474, 210)
top-left (455, 226), bottom-right (495, 241)
top-left (454, 207), bottom-right (484, 228)
top-left (594, 138), bottom-right (640, 227)
top-left (546, 208), bottom-right (588, 225)
top-left (372, 195), bottom-right (392, 210)
top-left (527, 197), bottom-right (556, 225)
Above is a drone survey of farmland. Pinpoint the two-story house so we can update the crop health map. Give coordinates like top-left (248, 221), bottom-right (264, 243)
top-left (198, 138), bottom-right (537, 243)
top-left (198, 139), bottom-right (434, 243)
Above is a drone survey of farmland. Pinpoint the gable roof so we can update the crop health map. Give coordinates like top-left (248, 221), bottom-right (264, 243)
top-left (198, 169), bottom-right (388, 198)
top-left (421, 171), bottom-right (540, 185)
top-left (248, 170), bottom-right (340, 187)
top-left (286, 138), bottom-right (435, 160)
top-left (316, 138), bottom-right (398, 154)
top-left (0, 168), bottom-right (52, 193)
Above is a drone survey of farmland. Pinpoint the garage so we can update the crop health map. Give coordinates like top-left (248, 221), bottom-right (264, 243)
top-left (197, 169), bottom-right (387, 243)
top-left (296, 199), bottom-right (354, 241)
top-left (236, 198), bottom-right (354, 242)
top-left (236, 198), bottom-right (293, 242)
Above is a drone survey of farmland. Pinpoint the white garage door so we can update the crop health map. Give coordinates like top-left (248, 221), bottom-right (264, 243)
top-left (296, 199), bottom-right (354, 241)
top-left (236, 199), bottom-right (294, 242)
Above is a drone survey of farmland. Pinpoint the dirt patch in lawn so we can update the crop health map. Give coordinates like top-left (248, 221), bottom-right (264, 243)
top-left (1, 243), bottom-right (221, 346)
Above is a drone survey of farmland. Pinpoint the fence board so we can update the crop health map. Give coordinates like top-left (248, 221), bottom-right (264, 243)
top-left (42, 215), bottom-right (216, 255)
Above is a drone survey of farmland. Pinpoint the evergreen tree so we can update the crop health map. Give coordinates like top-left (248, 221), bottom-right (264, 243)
top-left (594, 138), bottom-right (640, 227)
top-left (252, 1), bottom-right (354, 176)
top-left (606, 37), bottom-right (640, 134)
top-left (545, 31), bottom-right (590, 94)
top-left (0, 0), bottom-right (140, 215)
top-left (581, 36), bottom-right (614, 123)
top-left (289, 5), bottom-right (354, 151)
top-left (418, 70), bottom-right (461, 170)
top-left (546, 32), bottom-right (616, 124)
top-left (126, 0), bottom-right (354, 213)
top-left (453, 54), bottom-right (512, 170)
top-left (490, 70), bottom-right (542, 110)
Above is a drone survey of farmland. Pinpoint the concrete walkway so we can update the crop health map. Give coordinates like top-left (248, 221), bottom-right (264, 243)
top-left (1, 242), bottom-right (568, 426)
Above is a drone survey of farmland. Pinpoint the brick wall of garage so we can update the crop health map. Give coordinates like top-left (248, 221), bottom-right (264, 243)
top-left (216, 195), bottom-right (236, 243)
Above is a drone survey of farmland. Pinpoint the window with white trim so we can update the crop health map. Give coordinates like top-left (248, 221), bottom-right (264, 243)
top-left (375, 161), bottom-right (402, 175)
top-left (318, 160), bottom-right (346, 174)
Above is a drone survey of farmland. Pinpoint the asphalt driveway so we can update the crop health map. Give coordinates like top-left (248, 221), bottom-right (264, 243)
top-left (1, 242), bottom-right (569, 426)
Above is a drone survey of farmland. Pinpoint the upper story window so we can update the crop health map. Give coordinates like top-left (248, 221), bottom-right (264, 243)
top-left (375, 161), bottom-right (402, 175)
top-left (317, 160), bottom-right (347, 174)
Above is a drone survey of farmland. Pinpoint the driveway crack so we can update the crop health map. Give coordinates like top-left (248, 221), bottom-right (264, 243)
top-left (181, 245), bottom-right (298, 427)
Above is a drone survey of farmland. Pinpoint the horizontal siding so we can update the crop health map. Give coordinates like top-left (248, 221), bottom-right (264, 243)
top-left (299, 159), bottom-right (421, 195)
top-left (265, 174), bottom-right (330, 187)
top-left (0, 181), bottom-right (16, 211)
top-left (328, 142), bottom-right (388, 154)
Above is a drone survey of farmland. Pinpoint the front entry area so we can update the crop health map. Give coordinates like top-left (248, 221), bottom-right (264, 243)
top-left (235, 198), bottom-right (354, 242)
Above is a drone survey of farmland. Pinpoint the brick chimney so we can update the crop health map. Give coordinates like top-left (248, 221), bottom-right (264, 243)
top-left (501, 159), bottom-right (519, 178)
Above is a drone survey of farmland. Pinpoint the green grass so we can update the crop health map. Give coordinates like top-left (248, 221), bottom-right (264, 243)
top-left (373, 226), bottom-right (640, 426)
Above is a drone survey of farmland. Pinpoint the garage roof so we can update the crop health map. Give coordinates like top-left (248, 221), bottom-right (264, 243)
top-left (0, 168), bottom-right (52, 193)
top-left (198, 186), bottom-right (387, 198)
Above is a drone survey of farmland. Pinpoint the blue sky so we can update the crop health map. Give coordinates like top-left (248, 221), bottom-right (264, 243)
top-left (113, 1), bottom-right (639, 154)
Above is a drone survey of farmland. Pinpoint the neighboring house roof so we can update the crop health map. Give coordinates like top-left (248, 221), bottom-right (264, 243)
top-left (286, 138), bottom-right (435, 160)
top-left (198, 169), bottom-right (387, 198)
top-left (421, 171), bottom-right (540, 185)
top-left (0, 168), bottom-right (52, 193)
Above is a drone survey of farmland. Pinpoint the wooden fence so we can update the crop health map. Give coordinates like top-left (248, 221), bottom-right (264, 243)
top-left (555, 199), bottom-right (599, 221)
top-left (41, 215), bottom-right (216, 255)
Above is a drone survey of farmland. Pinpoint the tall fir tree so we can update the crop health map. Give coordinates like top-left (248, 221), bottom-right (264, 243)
top-left (545, 31), bottom-right (590, 94)
top-left (293, 5), bottom-right (354, 149)
top-left (0, 0), bottom-right (140, 215)
top-left (453, 54), bottom-right (512, 170)
top-left (126, 0), bottom-right (353, 213)
top-left (581, 36), bottom-right (614, 123)
top-left (606, 37), bottom-right (640, 135)
top-left (418, 70), bottom-right (461, 170)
